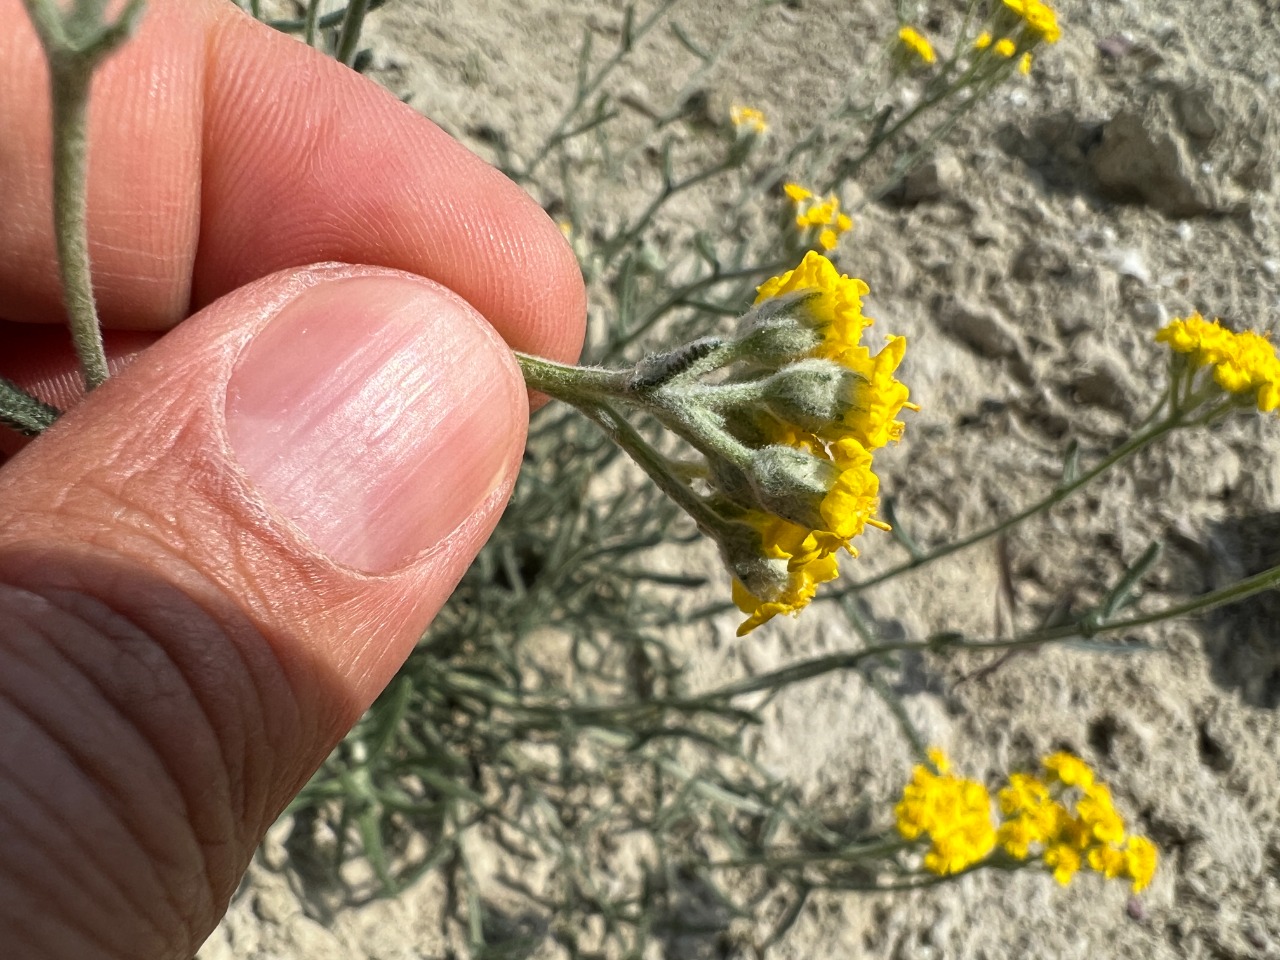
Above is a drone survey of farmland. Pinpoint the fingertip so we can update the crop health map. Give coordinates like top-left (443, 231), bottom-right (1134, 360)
top-left (197, 10), bottom-right (587, 365)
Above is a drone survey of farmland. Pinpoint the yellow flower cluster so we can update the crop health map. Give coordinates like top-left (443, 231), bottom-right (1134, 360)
top-left (1000, 753), bottom-right (1157, 890)
top-left (975, 0), bottom-right (1059, 75)
top-left (975, 32), bottom-right (1032, 72)
top-left (1002, 0), bottom-right (1063, 44)
top-left (895, 748), bottom-right (997, 874)
top-left (897, 25), bottom-right (937, 65)
top-left (1156, 312), bottom-right (1280, 412)
top-left (730, 104), bottom-right (768, 135)
top-left (783, 182), bottom-right (853, 252)
top-left (731, 253), bottom-right (913, 634)
top-left (895, 749), bottom-right (1158, 892)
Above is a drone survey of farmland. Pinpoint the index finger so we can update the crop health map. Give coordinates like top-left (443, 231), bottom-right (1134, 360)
top-left (0, 0), bottom-right (585, 365)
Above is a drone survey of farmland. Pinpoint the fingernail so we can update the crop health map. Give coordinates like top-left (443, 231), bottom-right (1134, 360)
top-left (225, 275), bottom-right (523, 573)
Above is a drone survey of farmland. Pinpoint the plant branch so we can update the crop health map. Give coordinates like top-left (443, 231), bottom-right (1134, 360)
top-left (334, 0), bottom-right (371, 66)
top-left (264, 0), bottom-right (388, 35)
top-left (22, 0), bottom-right (147, 392)
top-left (515, 352), bottom-right (634, 406)
top-left (0, 378), bottom-right (61, 437)
top-left (833, 410), bottom-right (1185, 597)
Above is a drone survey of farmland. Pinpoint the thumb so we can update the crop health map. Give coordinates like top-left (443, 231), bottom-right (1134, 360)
top-left (0, 264), bottom-right (527, 958)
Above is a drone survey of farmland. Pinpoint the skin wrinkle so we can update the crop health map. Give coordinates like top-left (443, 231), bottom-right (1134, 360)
top-left (72, 499), bottom-right (296, 851)
top-left (7, 267), bottom-right (508, 649)
top-left (0, 0), bottom-right (590, 949)
top-left (0, 559), bottom-right (299, 952)
top-left (44, 576), bottom-right (243, 839)
top-left (3, 432), bottom-right (291, 894)
top-left (0, 586), bottom-right (217, 881)
top-left (21, 530), bottom-right (290, 850)
top-left (0, 670), bottom-right (172, 947)
top-left (195, 12), bottom-right (583, 361)
top-left (1, 0), bottom-right (584, 404)
top-left (0, 755), bottom-right (172, 956)
top-left (0, 863), bottom-right (131, 960)
top-left (0, 696), bottom-right (192, 956)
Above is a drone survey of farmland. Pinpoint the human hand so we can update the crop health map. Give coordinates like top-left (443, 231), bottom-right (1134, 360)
top-left (0, 1), bottom-right (584, 956)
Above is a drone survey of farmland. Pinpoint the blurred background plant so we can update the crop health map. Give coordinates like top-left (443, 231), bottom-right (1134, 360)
top-left (15, 0), bottom-right (1280, 957)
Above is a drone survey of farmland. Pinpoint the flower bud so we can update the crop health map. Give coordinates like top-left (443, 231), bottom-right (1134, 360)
top-left (719, 515), bottom-right (841, 635)
top-left (753, 253), bottom-right (871, 348)
top-left (733, 292), bottom-right (826, 365)
top-left (744, 445), bottom-right (837, 530)
top-left (759, 358), bottom-right (866, 429)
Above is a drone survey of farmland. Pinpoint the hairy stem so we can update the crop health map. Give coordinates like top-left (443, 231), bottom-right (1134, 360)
top-left (0, 378), bottom-right (61, 437)
top-left (515, 352), bottom-right (634, 406)
top-left (22, 0), bottom-right (147, 391)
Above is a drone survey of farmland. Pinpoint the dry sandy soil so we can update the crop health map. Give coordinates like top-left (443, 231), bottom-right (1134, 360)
top-left (201, 0), bottom-right (1280, 957)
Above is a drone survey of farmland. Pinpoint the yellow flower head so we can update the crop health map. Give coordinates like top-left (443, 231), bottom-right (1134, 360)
top-left (783, 182), bottom-right (813, 203)
top-left (823, 336), bottom-right (913, 450)
top-left (724, 254), bottom-right (912, 633)
top-left (1088, 843), bottom-right (1128, 880)
top-left (996, 772), bottom-right (1060, 858)
top-left (1043, 842), bottom-right (1082, 885)
top-left (819, 438), bottom-right (881, 540)
top-left (900, 750), bottom-right (1158, 892)
top-left (755, 251), bottom-right (872, 352)
top-left (995, 37), bottom-right (1017, 58)
top-left (1002, 0), bottom-right (1062, 43)
top-left (926, 746), bottom-right (951, 774)
top-left (1125, 836), bottom-right (1158, 892)
top-left (895, 749), bottom-right (998, 875)
top-left (730, 104), bottom-right (768, 135)
top-left (1019, 51), bottom-right (1034, 74)
top-left (783, 182), bottom-right (854, 251)
top-left (1077, 783), bottom-right (1126, 845)
top-left (974, 30), bottom-right (994, 49)
top-left (897, 25), bottom-right (937, 64)
top-left (1156, 313), bottom-right (1280, 412)
top-left (731, 546), bottom-right (839, 635)
top-left (1042, 751), bottom-right (1096, 789)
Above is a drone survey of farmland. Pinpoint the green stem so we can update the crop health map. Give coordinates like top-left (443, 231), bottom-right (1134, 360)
top-left (679, 380), bottom-right (765, 411)
top-left (264, 0), bottom-right (388, 35)
top-left (302, 0), bottom-right (321, 46)
top-left (1039, 559), bottom-right (1280, 641)
top-left (683, 554), bottom-right (1280, 706)
top-left (22, 0), bottom-right (146, 392)
top-left (602, 154), bottom-right (738, 266)
top-left (334, 0), bottom-right (371, 66)
top-left (514, 352), bottom-right (633, 406)
top-left (834, 411), bottom-right (1185, 597)
top-left (616, 258), bottom-right (791, 353)
top-left (840, 56), bottom-right (984, 182)
top-left (578, 401), bottom-right (734, 547)
top-left (710, 837), bottom-right (911, 869)
top-left (519, 0), bottom-right (681, 181)
top-left (48, 66), bottom-right (106, 390)
top-left (648, 399), bottom-right (753, 469)
top-left (0, 378), bottom-right (61, 437)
